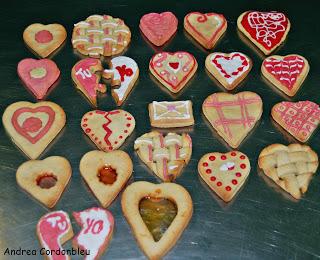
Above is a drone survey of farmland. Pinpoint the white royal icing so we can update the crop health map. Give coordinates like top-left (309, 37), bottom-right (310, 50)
top-left (152, 101), bottom-right (191, 120)
top-left (220, 162), bottom-right (235, 171)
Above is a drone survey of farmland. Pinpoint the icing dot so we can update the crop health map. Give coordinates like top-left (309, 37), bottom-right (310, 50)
top-left (124, 130), bottom-right (128, 133)
top-left (240, 164), bottom-right (246, 169)
top-left (114, 141), bottom-right (118, 144)
top-left (225, 186), bottom-right (231, 191)
top-left (108, 146), bottom-right (113, 150)
top-left (95, 137), bottom-right (98, 141)
top-left (126, 123), bottom-right (131, 127)
top-left (157, 53), bottom-right (162, 57)
top-left (89, 112), bottom-right (93, 115)
top-left (202, 162), bottom-right (208, 167)
top-left (206, 169), bottom-right (212, 174)
top-left (30, 67), bottom-right (47, 79)
top-left (240, 155), bottom-right (246, 160)
top-left (217, 182), bottom-right (222, 187)
top-left (209, 156), bottom-right (216, 161)
top-left (172, 76), bottom-right (177, 80)
top-left (35, 30), bottom-right (53, 43)
top-left (183, 68), bottom-right (188, 72)
top-left (232, 179), bottom-right (238, 185)
top-left (236, 172), bottom-right (242, 177)
top-left (83, 118), bottom-right (88, 122)
top-left (210, 176), bottom-right (216, 181)
top-left (119, 136), bottom-right (123, 139)
top-left (231, 152), bottom-right (237, 156)
top-left (161, 71), bottom-right (165, 75)
top-left (99, 141), bottom-right (102, 145)
top-left (156, 62), bottom-right (161, 67)
top-left (178, 54), bottom-right (183, 58)
top-left (127, 117), bottom-right (132, 120)
top-left (85, 128), bottom-right (91, 133)
top-left (22, 117), bottom-right (42, 132)
top-left (221, 155), bottom-right (227, 160)
top-left (82, 124), bottom-right (87, 127)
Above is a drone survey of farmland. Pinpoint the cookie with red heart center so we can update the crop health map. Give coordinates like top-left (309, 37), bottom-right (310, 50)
top-left (261, 55), bottom-right (309, 96)
top-left (2, 101), bottom-right (66, 159)
top-left (198, 151), bottom-right (250, 202)
top-left (184, 12), bottom-right (227, 49)
top-left (81, 109), bottom-right (135, 151)
top-left (18, 58), bottom-right (60, 99)
top-left (149, 51), bottom-right (198, 93)
top-left (237, 11), bottom-right (290, 55)
top-left (205, 52), bottom-right (252, 90)
top-left (140, 12), bottom-right (178, 46)
top-left (272, 101), bottom-right (320, 142)
top-left (23, 23), bottom-right (67, 58)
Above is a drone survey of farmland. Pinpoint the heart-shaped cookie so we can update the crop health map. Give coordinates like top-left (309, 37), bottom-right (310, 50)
top-left (140, 12), bottom-right (178, 46)
top-left (205, 52), bottom-right (252, 90)
top-left (261, 55), bottom-right (309, 96)
top-left (16, 156), bottom-right (71, 208)
top-left (2, 101), bottom-right (66, 159)
top-left (202, 91), bottom-right (263, 148)
top-left (81, 109), bottom-right (135, 151)
top-left (134, 131), bottom-right (192, 182)
top-left (272, 101), bottom-right (320, 142)
top-left (237, 11), bottom-right (290, 55)
top-left (149, 51), bottom-right (198, 93)
top-left (23, 23), bottom-right (67, 58)
top-left (184, 12), bottom-right (227, 49)
top-left (198, 151), bottom-right (250, 202)
top-left (80, 150), bottom-right (133, 207)
top-left (18, 58), bottom-right (60, 99)
top-left (121, 181), bottom-right (193, 260)
top-left (258, 143), bottom-right (318, 199)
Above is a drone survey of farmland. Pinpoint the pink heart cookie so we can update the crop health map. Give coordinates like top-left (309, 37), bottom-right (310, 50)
top-left (149, 51), bottom-right (198, 93)
top-left (140, 12), bottom-right (178, 46)
top-left (18, 58), bottom-right (60, 99)
top-left (81, 109), bottom-right (135, 151)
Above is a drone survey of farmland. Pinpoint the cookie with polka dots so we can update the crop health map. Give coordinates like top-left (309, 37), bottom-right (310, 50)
top-left (81, 109), bottom-right (135, 152)
top-left (198, 151), bottom-right (250, 202)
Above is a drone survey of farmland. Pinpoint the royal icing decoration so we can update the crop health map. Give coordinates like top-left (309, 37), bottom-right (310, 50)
top-left (72, 15), bottom-right (131, 57)
top-left (73, 207), bottom-right (114, 260)
top-left (81, 109), bottom-right (135, 151)
top-left (102, 56), bottom-right (139, 106)
top-left (18, 58), bottom-right (60, 99)
top-left (37, 211), bottom-right (73, 260)
top-left (272, 101), bottom-right (320, 142)
top-left (238, 11), bottom-right (290, 54)
top-left (149, 52), bottom-right (197, 93)
top-left (140, 12), bottom-right (178, 46)
top-left (198, 151), bottom-right (250, 202)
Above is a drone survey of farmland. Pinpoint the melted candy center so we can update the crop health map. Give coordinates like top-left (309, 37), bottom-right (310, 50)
top-left (36, 173), bottom-right (57, 189)
top-left (139, 197), bottom-right (177, 242)
top-left (98, 166), bottom-right (117, 185)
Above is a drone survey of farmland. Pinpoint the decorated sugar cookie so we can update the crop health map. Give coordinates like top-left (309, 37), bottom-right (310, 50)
top-left (258, 144), bottom-right (318, 199)
top-left (198, 151), bottom-right (250, 202)
top-left (80, 150), bottom-right (133, 207)
top-left (102, 56), bottom-right (139, 106)
top-left (134, 131), bottom-right (192, 182)
top-left (72, 15), bottom-right (131, 57)
top-left (272, 101), bottom-right (320, 142)
top-left (37, 211), bottom-right (73, 260)
top-left (23, 23), bottom-right (67, 58)
top-left (149, 51), bottom-right (198, 93)
top-left (184, 12), bottom-right (227, 49)
top-left (205, 52), bottom-right (252, 90)
top-left (81, 109), bottom-right (135, 152)
top-left (148, 100), bottom-right (194, 128)
top-left (202, 92), bottom-right (263, 148)
top-left (71, 58), bottom-right (106, 107)
top-left (18, 58), bottom-right (60, 99)
top-left (237, 11), bottom-right (290, 55)
top-left (121, 181), bottom-right (193, 260)
top-left (261, 54), bottom-right (309, 96)
top-left (140, 12), bottom-right (178, 46)
top-left (2, 101), bottom-right (66, 159)
top-left (73, 207), bottom-right (114, 259)
top-left (16, 156), bottom-right (71, 208)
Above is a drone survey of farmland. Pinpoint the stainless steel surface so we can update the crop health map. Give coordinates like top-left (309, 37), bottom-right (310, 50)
top-left (0, 0), bottom-right (319, 259)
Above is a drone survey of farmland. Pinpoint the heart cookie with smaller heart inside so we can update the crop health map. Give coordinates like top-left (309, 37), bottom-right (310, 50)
top-left (149, 51), bottom-right (198, 93)
top-left (198, 151), bottom-right (250, 202)
top-left (80, 150), bottom-right (133, 207)
top-left (184, 12), bottom-right (227, 49)
top-left (81, 109), bottom-right (135, 151)
top-left (206, 52), bottom-right (252, 90)
top-left (2, 101), bottom-right (66, 159)
top-left (23, 23), bottom-right (67, 58)
top-left (16, 156), bottom-right (71, 208)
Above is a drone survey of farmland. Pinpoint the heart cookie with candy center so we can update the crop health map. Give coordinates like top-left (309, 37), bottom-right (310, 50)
top-left (23, 23), bottom-right (67, 58)
top-left (262, 55), bottom-right (309, 96)
top-left (16, 156), bottom-right (71, 208)
top-left (184, 12), bottom-right (227, 49)
top-left (81, 109), bottom-right (135, 151)
top-left (80, 150), bottom-right (133, 207)
top-left (272, 101), bottom-right (320, 142)
top-left (149, 51), bottom-right (198, 93)
top-left (18, 58), bottom-right (60, 99)
top-left (198, 151), bottom-right (250, 202)
top-left (2, 101), bottom-right (66, 159)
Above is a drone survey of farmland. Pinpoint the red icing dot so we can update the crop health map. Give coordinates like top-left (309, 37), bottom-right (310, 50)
top-left (232, 179), bottom-right (238, 185)
top-left (202, 162), bottom-right (208, 167)
top-left (82, 124), bottom-right (87, 127)
top-left (231, 152), bottom-right (237, 156)
top-left (240, 155), bottom-right (246, 160)
top-left (35, 30), bottom-right (53, 43)
top-left (217, 182), bottom-right (222, 186)
top-left (226, 186), bottom-right (231, 191)
top-left (127, 117), bottom-right (132, 120)
top-left (91, 133), bottom-right (94, 136)
top-left (114, 141), bottom-right (118, 144)
top-left (221, 155), bottom-right (227, 160)
top-left (95, 137), bottom-right (98, 141)
top-left (22, 117), bottom-right (42, 132)
top-left (236, 172), bottom-right (242, 177)
top-left (85, 128), bottom-right (91, 133)
top-left (206, 169), bottom-right (212, 174)
top-left (126, 124), bottom-right (131, 127)
top-left (83, 118), bottom-right (88, 122)
top-left (240, 164), bottom-right (246, 169)
top-left (124, 130), bottom-right (128, 133)
top-left (108, 146), bottom-right (113, 150)
top-left (209, 156), bottom-right (216, 161)
top-left (99, 141), bottom-right (102, 145)
top-left (210, 176), bottom-right (216, 181)
top-left (119, 136), bottom-right (123, 139)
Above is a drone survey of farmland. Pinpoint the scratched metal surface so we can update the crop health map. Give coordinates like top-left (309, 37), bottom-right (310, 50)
top-left (0, 0), bottom-right (319, 259)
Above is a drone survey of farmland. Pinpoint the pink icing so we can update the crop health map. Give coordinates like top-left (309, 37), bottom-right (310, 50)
top-left (35, 30), bottom-right (53, 43)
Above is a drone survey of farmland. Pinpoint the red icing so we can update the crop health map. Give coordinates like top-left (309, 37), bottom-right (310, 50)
top-left (35, 30), bottom-right (53, 43)
top-left (221, 155), bottom-right (226, 160)
top-left (231, 152), bottom-right (236, 156)
top-left (240, 11), bottom-right (289, 51)
top-left (225, 186), bottom-right (231, 191)
top-left (240, 163), bottom-right (246, 169)
top-left (206, 169), bottom-right (212, 174)
top-left (11, 106), bottom-right (55, 144)
top-left (236, 172), bottom-right (242, 177)
top-left (217, 182), bottom-right (222, 186)
top-left (169, 62), bottom-right (179, 69)
top-left (232, 179), bottom-right (238, 185)
top-left (203, 162), bottom-right (208, 167)
top-left (240, 155), bottom-right (246, 159)
top-left (115, 65), bottom-right (133, 82)
top-left (210, 176), bottom-right (216, 181)
top-left (209, 156), bottom-right (216, 161)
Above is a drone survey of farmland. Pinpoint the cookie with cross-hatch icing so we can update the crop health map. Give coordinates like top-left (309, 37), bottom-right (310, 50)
top-left (198, 151), bottom-right (250, 202)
